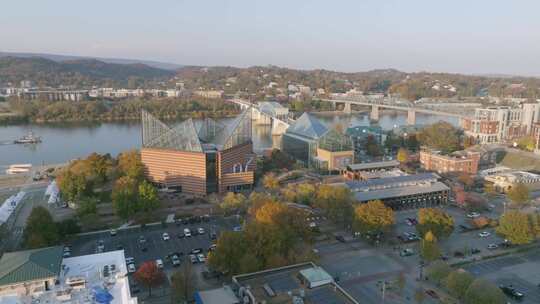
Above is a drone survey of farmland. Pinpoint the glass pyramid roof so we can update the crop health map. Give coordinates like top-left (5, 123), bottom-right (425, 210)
top-left (286, 112), bottom-right (329, 140)
top-left (141, 108), bottom-right (252, 152)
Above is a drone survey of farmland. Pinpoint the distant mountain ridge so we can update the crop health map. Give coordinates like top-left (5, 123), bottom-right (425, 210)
top-left (0, 51), bottom-right (183, 71)
top-left (0, 56), bottom-right (175, 87)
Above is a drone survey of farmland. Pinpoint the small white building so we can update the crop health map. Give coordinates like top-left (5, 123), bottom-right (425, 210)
top-left (298, 267), bottom-right (334, 289)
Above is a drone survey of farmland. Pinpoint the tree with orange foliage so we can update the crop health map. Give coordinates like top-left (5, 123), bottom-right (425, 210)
top-left (135, 261), bottom-right (165, 297)
top-left (353, 200), bottom-right (395, 235)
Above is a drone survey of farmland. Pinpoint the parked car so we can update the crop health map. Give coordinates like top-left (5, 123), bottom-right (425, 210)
top-left (208, 244), bottom-right (217, 252)
top-left (184, 228), bottom-right (192, 237)
top-left (191, 248), bottom-right (203, 254)
top-left (500, 285), bottom-right (524, 300)
top-left (156, 259), bottom-right (164, 269)
top-left (125, 257), bottom-right (135, 265)
top-left (138, 236), bottom-right (146, 244)
top-left (471, 248), bottom-right (481, 254)
top-left (400, 249), bottom-right (414, 257)
top-left (127, 263), bottom-right (136, 273)
top-left (197, 254), bottom-right (206, 263)
top-left (478, 231), bottom-right (491, 238)
top-left (171, 254), bottom-right (181, 267)
top-left (210, 232), bottom-right (217, 240)
top-left (162, 232), bottom-right (170, 241)
top-left (487, 243), bottom-right (499, 250)
top-left (189, 254), bottom-right (198, 264)
top-left (467, 212), bottom-right (480, 218)
top-left (110, 229), bottom-right (117, 236)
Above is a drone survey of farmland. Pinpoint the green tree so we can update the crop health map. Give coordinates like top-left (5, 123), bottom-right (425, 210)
top-left (426, 261), bottom-right (451, 285)
top-left (23, 207), bottom-right (59, 248)
top-left (353, 200), bottom-right (395, 234)
top-left (112, 176), bottom-right (139, 219)
top-left (171, 262), bottom-right (195, 303)
top-left (397, 148), bottom-right (409, 163)
top-left (57, 169), bottom-right (91, 202)
top-left (420, 231), bottom-right (441, 261)
top-left (262, 173), bottom-right (280, 191)
top-left (85, 152), bottom-right (114, 184)
top-left (496, 210), bottom-right (534, 245)
top-left (314, 185), bottom-right (353, 225)
top-left (444, 270), bottom-right (474, 300)
top-left (56, 219), bottom-right (81, 238)
top-left (219, 192), bottom-right (247, 214)
top-left (76, 196), bottom-right (98, 217)
top-left (416, 208), bottom-right (454, 238)
top-left (118, 150), bottom-right (144, 181)
top-left (517, 136), bottom-right (535, 152)
top-left (418, 121), bottom-right (461, 153)
top-left (464, 279), bottom-right (505, 304)
top-left (138, 180), bottom-right (160, 212)
top-left (507, 183), bottom-right (530, 206)
top-left (207, 231), bottom-right (248, 275)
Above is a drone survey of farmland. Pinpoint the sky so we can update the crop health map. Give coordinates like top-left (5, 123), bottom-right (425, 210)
top-left (2, 0), bottom-right (540, 76)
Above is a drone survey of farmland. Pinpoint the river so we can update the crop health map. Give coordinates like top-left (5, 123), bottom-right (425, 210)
top-left (0, 111), bottom-right (458, 169)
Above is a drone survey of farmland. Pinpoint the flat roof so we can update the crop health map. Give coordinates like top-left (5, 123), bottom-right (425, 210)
top-left (195, 286), bottom-right (239, 304)
top-left (27, 250), bottom-right (137, 304)
top-left (233, 263), bottom-right (358, 304)
top-left (354, 181), bottom-right (450, 202)
top-left (346, 173), bottom-right (440, 191)
top-left (346, 160), bottom-right (400, 171)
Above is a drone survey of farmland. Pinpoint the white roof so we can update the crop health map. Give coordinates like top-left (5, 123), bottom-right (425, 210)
top-left (299, 267), bottom-right (333, 284)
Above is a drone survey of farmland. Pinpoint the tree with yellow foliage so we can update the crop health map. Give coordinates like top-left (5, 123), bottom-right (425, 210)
top-left (353, 200), bottom-right (395, 235)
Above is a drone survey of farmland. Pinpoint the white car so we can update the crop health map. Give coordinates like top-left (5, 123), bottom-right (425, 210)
top-left (155, 259), bottom-right (164, 269)
top-left (467, 212), bottom-right (480, 218)
top-left (184, 228), bottom-right (192, 237)
top-left (127, 263), bottom-right (136, 273)
top-left (110, 229), bottom-right (117, 236)
top-left (125, 257), bottom-right (135, 265)
top-left (162, 233), bottom-right (170, 241)
top-left (487, 243), bottom-right (498, 250)
top-left (197, 254), bottom-right (206, 263)
top-left (198, 227), bottom-right (205, 235)
top-left (479, 231), bottom-right (491, 238)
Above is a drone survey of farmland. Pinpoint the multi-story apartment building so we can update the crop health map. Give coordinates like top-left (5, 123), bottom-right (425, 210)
top-left (461, 104), bottom-right (540, 144)
top-left (420, 148), bottom-right (480, 175)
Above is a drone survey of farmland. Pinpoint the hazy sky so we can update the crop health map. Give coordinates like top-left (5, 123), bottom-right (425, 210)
top-left (2, 0), bottom-right (540, 75)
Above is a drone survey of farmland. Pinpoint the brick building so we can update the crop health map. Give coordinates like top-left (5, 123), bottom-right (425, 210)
top-left (419, 148), bottom-right (480, 175)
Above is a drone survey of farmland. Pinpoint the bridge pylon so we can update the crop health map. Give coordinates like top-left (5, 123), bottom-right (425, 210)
top-left (370, 105), bottom-right (379, 121)
top-left (407, 109), bottom-right (416, 125)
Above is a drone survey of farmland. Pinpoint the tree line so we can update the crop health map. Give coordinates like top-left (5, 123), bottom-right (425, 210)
top-left (7, 97), bottom-right (239, 123)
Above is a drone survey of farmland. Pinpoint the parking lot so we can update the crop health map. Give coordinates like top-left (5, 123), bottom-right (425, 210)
top-left (463, 249), bottom-right (540, 304)
top-left (393, 204), bottom-right (506, 261)
top-left (68, 216), bottom-right (241, 275)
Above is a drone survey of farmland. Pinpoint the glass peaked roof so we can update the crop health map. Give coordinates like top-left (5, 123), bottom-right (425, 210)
top-left (141, 108), bottom-right (252, 152)
top-left (286, 112), bottom-right (329, 140)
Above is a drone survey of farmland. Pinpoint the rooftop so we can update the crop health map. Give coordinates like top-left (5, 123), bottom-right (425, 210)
top-left (346, 160), bottom-right (400, 171)
top-left (232, 262), bottom-right (358, 304)
top-left (17, 250), bottom-right (138, 304)
top-left (345, 173), bottom-right (440, 192)
top-left (0, 246), bottom-right (63, 287)
top-left (286, 113), bottom-right (328, 140)
top-left (141, 108), bottom-right (252, 152)
top-left (353, 181), bottom-right (450, 202)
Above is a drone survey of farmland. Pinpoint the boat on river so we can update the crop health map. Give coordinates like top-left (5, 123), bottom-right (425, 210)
top-left (13, 131), bottom-right (42, 144)
top-left (5, 164), bottom-right (32, 175)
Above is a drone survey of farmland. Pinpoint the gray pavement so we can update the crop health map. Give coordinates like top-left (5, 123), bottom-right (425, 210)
top-left (68, 216), bottom-right (240, 274)
top-left (463, 249), bottom-right (540, 304)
